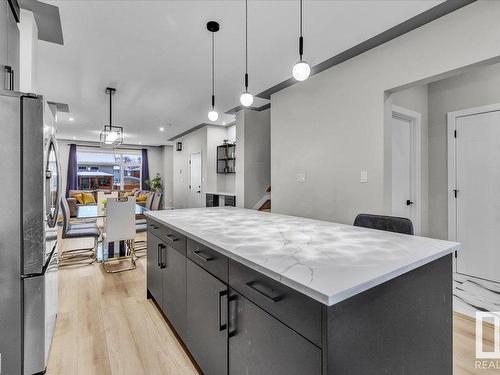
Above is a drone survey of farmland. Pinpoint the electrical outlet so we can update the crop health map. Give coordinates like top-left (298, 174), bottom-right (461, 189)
top-left (360, 171), bottom-right (368, 183)
top-left (296, 173), bottom-right (306, 183)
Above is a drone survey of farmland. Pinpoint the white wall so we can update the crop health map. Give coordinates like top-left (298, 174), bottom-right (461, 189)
top-left (19, 9), bottom-right (38, 93)
top-left (162, 145), bottom-right (174, 208)
top-left (390, 85), bottom-right (429, 235)
top-left (172, 126), bottom-right (207, 208)
top-left (427, 61), bottom-right (500, 240)
top-left (271, 1), bottom-right (500, 225)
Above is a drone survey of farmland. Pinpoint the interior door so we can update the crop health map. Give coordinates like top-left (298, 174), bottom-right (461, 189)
top-left (455, 110), bottom-right (500, 282)
top-left (391, 113), bottom-right (416, 225)
top-left (189, 152), bottom-right (202, 207)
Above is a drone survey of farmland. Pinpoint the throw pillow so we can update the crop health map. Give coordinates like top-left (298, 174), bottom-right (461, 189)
top-left (73, 193), bottom-right (84, 204)
top-left (82, 192), bottom-right (96, 204)
top-left (137, 193), bottom-right (148, 202)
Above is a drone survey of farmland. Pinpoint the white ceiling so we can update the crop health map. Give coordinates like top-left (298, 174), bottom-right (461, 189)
top-left (37, 0), bottom-right (443, 145)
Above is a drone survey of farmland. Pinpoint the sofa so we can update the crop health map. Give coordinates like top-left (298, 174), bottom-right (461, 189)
top-left (66, 189), bottom-right (151, 217)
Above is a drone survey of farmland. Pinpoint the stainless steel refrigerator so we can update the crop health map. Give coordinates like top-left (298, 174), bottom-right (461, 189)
top-left (0, 90), bottom-right (60, 375)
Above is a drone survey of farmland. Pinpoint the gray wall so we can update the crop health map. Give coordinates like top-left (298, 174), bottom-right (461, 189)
top-left (427, 61), bottom-right (500, 239)
top-left (390, 85), bottom-right (429, 235)
top-left (270, 1), bottom-right (500, 224)
top-left (235, 109), bottom-right (271, 209)
top-left (162, 145), bottom-right (174, 208)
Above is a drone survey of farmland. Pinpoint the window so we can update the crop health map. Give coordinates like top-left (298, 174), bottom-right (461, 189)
top-left (76, 148), bottom-right (142, 191)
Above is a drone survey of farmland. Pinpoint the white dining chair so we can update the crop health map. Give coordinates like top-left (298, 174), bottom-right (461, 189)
top-left (97, 190), bottom-right (119, 216)
top-left (102, 196), bottom-right (137, 273)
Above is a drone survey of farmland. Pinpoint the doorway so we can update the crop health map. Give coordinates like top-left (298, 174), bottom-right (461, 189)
top-left (391, 105), bottom-right (421, 234)
top-left (449, 103), bottom-right (500, 283)
top-left (189, 152), bottom-right (202, 208)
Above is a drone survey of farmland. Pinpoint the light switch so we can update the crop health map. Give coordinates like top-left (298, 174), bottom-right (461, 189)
top-left (296, 173), bottom-right (306, 183)
top-left (360, 171), bottom-right (368, 183)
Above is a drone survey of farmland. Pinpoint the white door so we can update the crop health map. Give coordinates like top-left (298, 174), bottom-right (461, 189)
top-left (391, 106), bottom-right (421, 233)
top-left (454, 109), bottom-right (500, 282)
top-left (189, 152), bottom-right (202, 208)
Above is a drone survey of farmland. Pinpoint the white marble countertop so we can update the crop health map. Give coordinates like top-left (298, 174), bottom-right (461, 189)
top-left (145, 207), bottom-right (459, 306)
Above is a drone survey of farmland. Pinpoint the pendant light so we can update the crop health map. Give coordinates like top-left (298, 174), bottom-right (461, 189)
top-left (207, 21), bottom-right (219, 122)
top-left (100, 87), bottom-right (123, 148)
top-left (292, 0), bottom-right (310, 81)
top-left (240, 0), bottom-right (253, 107)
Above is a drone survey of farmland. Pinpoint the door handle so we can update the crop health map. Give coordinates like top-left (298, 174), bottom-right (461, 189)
top-left (228, 294), bottom-right (238, 338)
top-left (193, 250), bottom-right (214, 262)
top-left (406, 200), bottom-right (414, 206)
top-left (218, 289), bottom-right (228, 331)
top-left (246, 281), bottom-right (283, 303)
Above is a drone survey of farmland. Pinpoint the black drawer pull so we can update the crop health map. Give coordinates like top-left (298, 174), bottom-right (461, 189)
top-left (150, 224), bottom-right (159, 229)
top-left (166, 234), bottom-right (180, 242)
top-left (159, 244), bottom-right (167, 268)
top-left (218, 289), bottom-right (228, 331)
top-left (246, 281), bottom-right (283, 303)
top-left (193, 250), bottom-right (214, 262)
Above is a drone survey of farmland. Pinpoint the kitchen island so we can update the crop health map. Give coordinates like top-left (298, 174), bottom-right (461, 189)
top-left (145, 207), bottom-right (459, 375)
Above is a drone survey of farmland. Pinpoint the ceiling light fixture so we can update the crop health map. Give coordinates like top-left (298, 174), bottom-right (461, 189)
top-left (69, 117), bottom-right (74, 122)
top-left (292, 0), bottom-right (310, 81)
top-left (240, 0), bottom-right (253, 107)
top-left (100, 87), bottom-right (123, 148)
top-left (159, 127), bottom-right (165, 132)
top-left (207, 21), bottom-right (220, 122)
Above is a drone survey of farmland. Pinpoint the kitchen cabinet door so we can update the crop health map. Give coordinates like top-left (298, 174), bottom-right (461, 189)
top-left (228, 289), bottom-right (322, 375)
top-left (146, 232), bottom-right (164, 307)
top-left (162, 245), bottom-right (187, 339)
top-left (186, 259), bottom-right (228, 375)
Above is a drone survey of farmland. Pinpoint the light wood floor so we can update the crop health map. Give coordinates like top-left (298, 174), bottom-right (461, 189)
top-left (47, 238), bottom-right (497, 375)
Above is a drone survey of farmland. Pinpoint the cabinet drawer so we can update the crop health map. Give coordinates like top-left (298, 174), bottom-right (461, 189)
top-left (147, 219), bottom-right (186, 255)
top-left (229, 260), bottom-right (322, 347)
top-left (187, 239), bottom-right (228, 283)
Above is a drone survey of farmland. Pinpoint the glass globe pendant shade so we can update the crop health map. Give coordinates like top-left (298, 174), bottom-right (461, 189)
top-left (292, 61), bottom-right (310, 81)
top-left (208, 110), bottom-right (219, 122)
top-left (240, 92), bottom-right (254, 107)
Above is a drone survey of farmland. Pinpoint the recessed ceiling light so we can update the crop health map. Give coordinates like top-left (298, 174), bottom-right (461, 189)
top-left (69, 117), bottom-right (74, 121)
top-left (222, 122), bottom-right (226, 125)
top-left (159, 127), bottom-right (165, 132)
top-left (139, 142), bottom-right (142, 145)
top-left (72, 136), bottom-right (76, 140)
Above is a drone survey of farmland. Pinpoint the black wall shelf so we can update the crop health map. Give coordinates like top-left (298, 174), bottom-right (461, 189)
top-left (217, 143), bottom-right (236, 174)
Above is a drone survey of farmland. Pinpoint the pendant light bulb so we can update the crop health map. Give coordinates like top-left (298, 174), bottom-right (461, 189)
top-left (208, 110), bottom-right (219, 122)
top-left (292, 61), bottom-right (310, 81)
top-left (240, 92), bottom-right (254, 107)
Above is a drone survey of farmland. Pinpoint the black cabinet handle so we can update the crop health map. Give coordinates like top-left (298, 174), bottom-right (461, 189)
top-left (157, 244), bottom-right (161, 267)
top-left (246, 281), bottom-right (283, 303)
top-left (166, 234), bottom-right (179, 242)
top-left (193, 250), bottom-right (214, 262)
top-left (150, 224), bottom-right (158, 229)
top-left (228, 294), bottom-right (238, 338)
top-left (159, 244), bottom-right (167, 268)
top-left (218, 289), bottom-right (228, 331)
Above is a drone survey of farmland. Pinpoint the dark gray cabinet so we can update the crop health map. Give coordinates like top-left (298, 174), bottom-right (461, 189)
top-left (147, 232), bottom-right (164, 307)
top-left (228, 289), bottom-right (322, 375)
top-left (186, 259), bottom-right (228, 375)
top-left (161, 245), bottom-right (187, 340)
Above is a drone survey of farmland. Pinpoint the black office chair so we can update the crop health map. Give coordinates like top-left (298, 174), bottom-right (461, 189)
top-left (353, 214), bottom-right (414, 235)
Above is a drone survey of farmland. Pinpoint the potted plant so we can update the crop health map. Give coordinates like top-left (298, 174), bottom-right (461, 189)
top-left (145, 173), bottom-right (163, 192)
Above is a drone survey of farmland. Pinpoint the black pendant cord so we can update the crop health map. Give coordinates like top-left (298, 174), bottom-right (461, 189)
top-left (244, 0), bottom-right (248, 92)
top-left (212, 32), bottom-right (215, 110)
top-left (299, 0), bottom-right (304, 61)
top-left (109, 89), bottom-right (112, 127)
